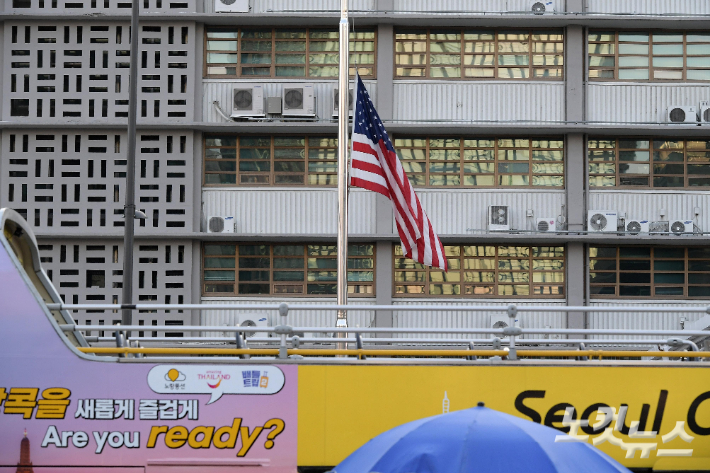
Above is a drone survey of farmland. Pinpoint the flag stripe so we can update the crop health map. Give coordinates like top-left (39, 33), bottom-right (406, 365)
top-left (349, 74), bottom-right (447, 271)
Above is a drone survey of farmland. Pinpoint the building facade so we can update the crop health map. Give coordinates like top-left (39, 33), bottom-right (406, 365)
top-left (1, 0), bottom-right (709, 340)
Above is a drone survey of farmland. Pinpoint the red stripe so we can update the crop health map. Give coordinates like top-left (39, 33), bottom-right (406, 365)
top-left (353, 140), bottom-right (380, 158)
top-left (350, 177), bottom-right (390, 198)
top-left (351, 160), bottom-right (387, 179)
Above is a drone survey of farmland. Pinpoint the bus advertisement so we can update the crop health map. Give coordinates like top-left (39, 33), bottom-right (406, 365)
top-left (0, 209), bottom-right (709, 472)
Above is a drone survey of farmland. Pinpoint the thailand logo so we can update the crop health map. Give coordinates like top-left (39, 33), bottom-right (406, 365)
top-left (198, 370), bottom-right (231, 389)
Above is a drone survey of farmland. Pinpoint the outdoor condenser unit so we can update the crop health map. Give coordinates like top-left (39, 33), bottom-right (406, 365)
top-left (488, 206), bottom-right (510, 231)
top-left (332, 88), bottom-right (354, 118)
top-left (667, 106), bottom-right (698, 124)
top-left (536, 217), bottom-right (557, 233)
top-left (626, 219), bottom-right (649, 235)
top-left (700, 101), bottom-right (710, 124)
top-left (530, 0), bottom-right (556, 14)
top-left (231, 86), bottom-right (265, 118)
top-left (215, 0), bottom-right (250, 13)
top-left (282, 84), bottom-right (316, 117)
top-left (206, 216), bottom-right (235, 233)
top-left (670, 219), bottom-right (694, 236)
top-left (587, 210), bottom-right (618, 233)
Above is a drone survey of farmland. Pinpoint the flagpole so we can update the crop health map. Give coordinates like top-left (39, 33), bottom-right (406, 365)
top-left (336, 0), bottom-right (350, 337)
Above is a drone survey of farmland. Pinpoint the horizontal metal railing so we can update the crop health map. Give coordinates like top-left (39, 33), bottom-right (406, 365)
top-left (46, 302), bottom-right (710, 313)
top-left (49, 302), bottom-right (710, 362)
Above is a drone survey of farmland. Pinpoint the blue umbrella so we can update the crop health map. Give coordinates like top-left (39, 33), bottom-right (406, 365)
top-left (334, 403), bottom-right (631, 473)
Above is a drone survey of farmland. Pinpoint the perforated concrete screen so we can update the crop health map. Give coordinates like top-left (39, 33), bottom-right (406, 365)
top-left (2, 130), bottom-right (194, 234)
top-left (38, 240), bottom-right (193, 335)
top-left (8, 0), bottom-right (196, 13)
top-left (4, 22), bottom-right (195, 122)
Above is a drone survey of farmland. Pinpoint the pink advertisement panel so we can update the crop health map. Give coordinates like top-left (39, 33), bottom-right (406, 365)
top-left (0, 244), bottom-right (297, 473)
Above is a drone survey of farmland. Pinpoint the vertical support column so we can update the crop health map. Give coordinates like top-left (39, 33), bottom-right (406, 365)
top-left (375, 22), bottom-right (394, 120)
top-left (564, 16), bottom-right (587, 332)
top-left (375, 240), bottom-right (393, 332)
top-left (191, 131), bottom-right (203, 335)
top-left (373, 11), bottom-right (395, 332)
top-left (566, 243), bottom-right (586, 330)
top-left (565, 25), bottom-right (585, 123)
top-left (193, 23), bottom-right (204, 121)
top-left (191, 241), bottom-right (202, 333)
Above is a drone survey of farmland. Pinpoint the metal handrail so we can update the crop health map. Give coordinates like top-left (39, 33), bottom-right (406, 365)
top-left (75, 346), bottom-right (710, 359)
top-left (46, 302), bottom-right (710, 313)
top-left (59, 324), bottom-right (710, 337)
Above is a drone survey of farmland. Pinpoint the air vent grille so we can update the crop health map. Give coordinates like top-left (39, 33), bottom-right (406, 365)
top-left (208, 216), bottom-right (225, 233)
top-left (669, 108), bottom-right (686, 122)
top-left (233, 89), bottom-right (253, 110)
top-left (490, 206), bottom-right (508, 225)
top-left (284, 89), bottom-right (303, 109)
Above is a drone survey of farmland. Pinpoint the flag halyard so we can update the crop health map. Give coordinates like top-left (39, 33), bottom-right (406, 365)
top-left (350, 75), bottom-right (448, 272)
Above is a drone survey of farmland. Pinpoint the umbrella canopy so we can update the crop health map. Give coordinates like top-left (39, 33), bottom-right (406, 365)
top-left (334, 404), bottom-right (631, 473)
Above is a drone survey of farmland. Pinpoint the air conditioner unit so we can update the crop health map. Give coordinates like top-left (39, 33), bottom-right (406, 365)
top-left (488, 205), bottom-right (510, 231)
top-left (667, 106), bottom-right (698, 124)
top-left (670, 219), bottom-right (694, 236)
top-left (237, 314), bottom-right (270, 338)
top-left (626, 219), bottom-right (649, 235)
top-left (700, 101), bottom-right (710, 124)
top-left (536, 217), bottom-right (556, 233)
top-left (231, 86), bottom-right (265, 118)
top-left (649, 221), bottom-right (670, 235)
top-left (530, 0), bottom-right (556, 15)
top-left (206, 216), bottom-right (235, 233)
top-left (282, 84), bottom-right (316, 117)
top-left (332, 88), bottom-right (354, 118)
top-left (215, 0), bottom-right (249, 13)
top-left (588, 210), bottom-right (618, 233)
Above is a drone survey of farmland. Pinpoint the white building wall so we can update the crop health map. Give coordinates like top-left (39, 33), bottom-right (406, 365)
top-left (586, 0), bottom-right (710, 15)
top-left (392, 300), bottom-right (567, 339)
top-left (415, 189), bottom-right (565, 234)
top-left (587, 84), bottom-right (710, 124)
top-left (589, 191), bottom-right (710, 232)
top-left (202, 188), bottom-right (376, 234)
top-left (393, 82), bottom-right (565, 123)
top-left (588, 301), bottom-right (707, 340)
top-left (200, 298), bottom-right (376, 336)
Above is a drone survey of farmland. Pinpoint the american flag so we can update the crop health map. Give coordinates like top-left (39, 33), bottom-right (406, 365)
top-left (350, 75), bottom-right (448, 271)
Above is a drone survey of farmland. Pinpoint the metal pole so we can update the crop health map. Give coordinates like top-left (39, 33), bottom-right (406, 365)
top-left (121, 1), bottom-right (140, 329)
top-left (336, 0), bottom-right (350, 338)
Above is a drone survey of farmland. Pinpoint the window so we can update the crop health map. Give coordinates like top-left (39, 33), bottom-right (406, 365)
top-left (202, 243), bottom-right (374, 296)
top-left (205, 28), bottom-right (376, 78)
top-left (589, 31), bottom-right (710, 81)
top-left (204, 135), bottom-right (337, 186)
top-left (394, 245), bottom-right (564, 297)
top-left (590, 246), bottom-right (710, 298)
top-left (589, 138), bottom-right (710, 188)
top-left (395, 29), bottom-right (563, 79)
top-left (395, 137), bottom-right (564, 188)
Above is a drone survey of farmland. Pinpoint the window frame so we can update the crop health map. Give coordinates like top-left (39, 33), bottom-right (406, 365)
top-left (588, 30), bottom-right (710, 82)
top-left (588, 137), bottom-right (710, 189)
top-left (203, 134), bottom-right (339, 187)
top-left (204, 27), bottom-right (377, 79)
top-left (395, 136), bottom-right (565, 189)
top-left (394, 27), bottom-right (565, 80)
top-left (589, 246), bottom-right (710, 299)
top-left (393, 244), bottom-right (565, 298)
top-left (201, 242), bottom-right (376, 297)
